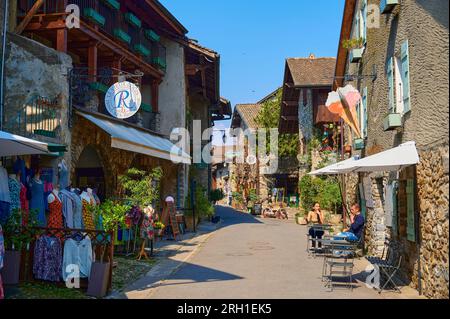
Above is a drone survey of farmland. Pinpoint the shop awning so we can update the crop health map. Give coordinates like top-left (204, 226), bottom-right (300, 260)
top-left (78, 112), bottom-right (191, 164)
top-left (335, 141), bottom-right (420, 173)
top-left (0, 130), bottom-right (50, 156)
top-left (308, 156), bottom-right (359, 176)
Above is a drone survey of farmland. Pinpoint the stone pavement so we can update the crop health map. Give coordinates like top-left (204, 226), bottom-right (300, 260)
top-left (111, 206), bottom-right (425, 299)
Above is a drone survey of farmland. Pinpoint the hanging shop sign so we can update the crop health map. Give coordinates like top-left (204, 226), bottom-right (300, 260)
top-left (105, 81), bottom-right (142, 119)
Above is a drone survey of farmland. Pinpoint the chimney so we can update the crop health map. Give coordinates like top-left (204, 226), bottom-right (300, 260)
top-left (309, 53), bottom-right (316, 59)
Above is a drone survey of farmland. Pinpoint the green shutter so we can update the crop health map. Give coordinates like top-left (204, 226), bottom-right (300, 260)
top-left (387, 57), bottom-right (395, 113)
top-left (406, 179), bottom-right (416, 242)
top-left (361, 0), bottom-right (368, 43)
top-left (392, 181), bottom-right (398, 236)
top-left (401, 40), bottom-right (411, 113)
top-left (355, 14), bottom-right (360, 40)
top-left (362, 87), bottom-right (368, 138)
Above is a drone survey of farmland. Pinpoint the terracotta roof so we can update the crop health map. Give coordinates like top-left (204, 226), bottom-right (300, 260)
top-left (234, 104), bottom-right (263, 129)
top-left (187, 39), bottom-right (219, 59)
top-left (286, 57), bottom-right (336, 87)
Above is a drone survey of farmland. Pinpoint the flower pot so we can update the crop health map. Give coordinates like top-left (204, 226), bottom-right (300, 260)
top-left (1, 250), bottom-right (21, 285)
top-left (87, 261), bottom-right (110, 298)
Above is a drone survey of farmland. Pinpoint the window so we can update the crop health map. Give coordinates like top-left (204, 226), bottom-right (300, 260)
top-left (360, 0), bottom-right (368, 44)
top-left (386, 39), bottom-right (411, 115)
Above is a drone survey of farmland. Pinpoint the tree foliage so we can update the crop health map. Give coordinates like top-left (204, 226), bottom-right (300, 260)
top-left (256, 89), bottom-right (299, 158)
top-left (299, 175), bottom-right (342, 213)
top-left (118, 167), bottom-right (163, 208)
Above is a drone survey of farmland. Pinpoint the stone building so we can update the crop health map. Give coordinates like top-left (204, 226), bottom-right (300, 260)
top-left (1, 0), bottom-right (215, 208)
top-left (334, 0), bottom-right (449, 298)
top-left (279, 55), bottom-right (340, 196)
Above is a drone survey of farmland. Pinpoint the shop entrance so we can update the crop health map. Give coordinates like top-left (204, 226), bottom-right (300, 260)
top-left (75, 146), bottom-right (106, 201)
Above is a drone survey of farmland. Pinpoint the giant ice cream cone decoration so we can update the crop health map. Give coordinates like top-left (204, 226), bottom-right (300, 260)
top-left (326, 84), bottom-right (362, 138)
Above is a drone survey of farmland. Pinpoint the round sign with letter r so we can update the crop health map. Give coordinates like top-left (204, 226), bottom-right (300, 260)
top-left (105, 81), bottom-right (142, 119)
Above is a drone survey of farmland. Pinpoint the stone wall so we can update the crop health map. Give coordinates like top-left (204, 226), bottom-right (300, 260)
top-left (71, 115), bottom-right (179, 202)
top-left (298, 88), bottom-right (313, 155)
top-left (415, 143), bottom-right (449, 298)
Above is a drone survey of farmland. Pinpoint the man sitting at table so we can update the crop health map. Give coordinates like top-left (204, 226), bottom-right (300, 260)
top-left (307, 203), bottom-right (325, 248)
top-left (342, 203), bottom-right (365, 241)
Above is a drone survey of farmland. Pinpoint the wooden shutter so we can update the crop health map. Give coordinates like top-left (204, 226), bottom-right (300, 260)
top-left (387, 57), bottom-right (395, 113)
top-left (361, 0), bottom-right (367, 43)
top-left (362, 87), bottom-right (368, 138)
top-left (406, 179), bottom-right (416, 242)
top-left (392, 181), bottom-right (399, 236)
top-left (401, 40), bottom-right (411, 113)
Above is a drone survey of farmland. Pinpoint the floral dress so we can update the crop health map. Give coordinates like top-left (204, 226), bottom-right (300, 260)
top-left (82, 198), bottom-right (95, 230)
top-left (47, 192), bottom-right (64, 234)
top-left (8, 178), bottom-right (21, 213)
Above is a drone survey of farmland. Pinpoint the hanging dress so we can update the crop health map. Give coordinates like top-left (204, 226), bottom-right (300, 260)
top-left (81, 197), bottom-right (95, 230)
top-left (47, 192), bottom-right (64, 232)
top-left (30, 179), bottom-right (46, 227)
top-left (20, 183), bottom-right (29, 226)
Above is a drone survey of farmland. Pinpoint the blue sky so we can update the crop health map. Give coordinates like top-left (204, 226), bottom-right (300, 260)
top-left (161, 0), bottom-right (345, 144)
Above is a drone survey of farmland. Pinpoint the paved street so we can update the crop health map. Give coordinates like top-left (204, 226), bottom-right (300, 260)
top-left (123, 206), bottom-right (422, 299)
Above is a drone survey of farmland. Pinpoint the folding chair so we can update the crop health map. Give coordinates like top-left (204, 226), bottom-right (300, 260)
top-left (378, 253), bottom-right (403, 294)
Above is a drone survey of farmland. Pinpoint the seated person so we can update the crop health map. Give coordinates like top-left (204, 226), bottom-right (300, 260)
top-left (340, 203), bottom-right (365, 242)
top-left (307, 203), bottom-right (325, 248)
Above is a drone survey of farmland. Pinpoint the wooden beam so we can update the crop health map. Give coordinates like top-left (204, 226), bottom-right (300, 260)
top-left (281, 116), bottom-right (298, 121)
top-left (15, 0), bottom-right (45, 34)
top-left (151, 80), bottom-right (159, 113)
top-left (56, 28), bottom-right (67, 52)
top-left (24, 19), bottom-right (66, 31)
top-left (88, 44), bottom-right (98, 82)
top-left (283, 101), bottom-right (299, 107)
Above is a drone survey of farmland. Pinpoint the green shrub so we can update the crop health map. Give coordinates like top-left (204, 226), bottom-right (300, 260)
top-left (185, 186), bottom-right (215, 218)
top-left (210, 189), bottom-right (225, 202)
top-left (299, 175), bottom-right (342, 213)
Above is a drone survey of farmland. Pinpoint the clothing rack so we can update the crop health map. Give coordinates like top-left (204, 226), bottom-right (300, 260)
top-left (18, 226), bottom-right (114, 291)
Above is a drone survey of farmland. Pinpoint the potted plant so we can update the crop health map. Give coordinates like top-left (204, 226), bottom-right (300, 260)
top-left (153, 222), bottom-right (165, 237)
top-left (2, 209), bottom-right (38, 285)
top-left (342, 37), bottom-right (364, 63)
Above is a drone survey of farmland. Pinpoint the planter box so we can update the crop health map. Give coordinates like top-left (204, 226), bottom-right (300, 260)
top-left (100, 0), bottom-right (120, 10)
top-left (152, 57), bottom-right (167, 70)
top-left (83, 8), bottom-right (105, 27)
top-left (113, 28), bottom-right (131, 45)
top-left (297, 217), bottom-right (307, 225)
top-left (124, 12), bottom-right (142, 28)
top-left (89, 82), bottom-right (109, 93)
top-left (383, 113), bottom-right (402, 131)
top-left (133, 44), bottom-right (151, 57)
top-left (350, 48), bottom-right (363, 63)
top-left (1, 251), bottom-right (21, 285)
top-left (353, 138), bottom-right (365, 150)
top-left (141, 103), bottom-right (152, 112)
top-left (380, 0), bottom-right (399, 14)
top-left (87, 262), bottom-right (110, 298)
top-left (145, 29), bottom-right (160, 42)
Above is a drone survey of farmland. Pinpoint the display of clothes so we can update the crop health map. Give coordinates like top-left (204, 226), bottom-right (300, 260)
top-left (62, 236), bottom-right (93, 282)
top-left (8, 177), bottom-right (21, 214)
top-left (47, 191), bottom-right (64, 232)
top-left (0, 165), bottom-right (11, 226)
top-left (58, 160), bottom-right (69, 190)
top-left (30, 177), bottom-right (46, 227)
top-left (81, 192), bottom-right (95, 230)
top-left (140, 207), bottom-right (155, 240)
top-left (33, 235), bottom-right (62, 282)
top-left (13, 157), bottom-right (27, 186)
top-left (20, 182), bottom-right (29, 226)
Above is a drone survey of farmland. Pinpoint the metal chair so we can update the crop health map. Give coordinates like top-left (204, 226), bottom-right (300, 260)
top-left (322, 240), bottom-right (358, 291)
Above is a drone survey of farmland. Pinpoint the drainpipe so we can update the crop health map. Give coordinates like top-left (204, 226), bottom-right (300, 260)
top-left (0, 0), bottom-right (9, 131)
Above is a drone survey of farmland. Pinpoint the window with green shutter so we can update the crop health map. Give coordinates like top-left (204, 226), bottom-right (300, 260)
top-left (401, 40), bottom-right (411, 113)
top-left (362, 87), bottom-right (368, 138)
top-left (387, 57), bottom-right (395, 113)
top-left (406, 179), bottom-right (415, 242)
top-left (361, 0), bottom-right (368, 44)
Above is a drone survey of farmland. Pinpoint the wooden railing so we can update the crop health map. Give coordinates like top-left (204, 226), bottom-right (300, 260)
top-left (17, 0), bottom-right (167, 72)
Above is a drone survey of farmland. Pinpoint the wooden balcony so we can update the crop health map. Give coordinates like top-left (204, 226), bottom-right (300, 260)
top-left (17, 0), bottom-right (167, 77)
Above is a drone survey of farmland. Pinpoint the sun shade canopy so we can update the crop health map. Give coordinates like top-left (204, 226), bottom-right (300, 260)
top-left (308, 156), bottom-right (359, 176)
top-left (0, 130), bottom-right (50, 157)
top-left (335, 141), bottom-right (420, 173)
top-left (78, 112), bottom-right (191, 165)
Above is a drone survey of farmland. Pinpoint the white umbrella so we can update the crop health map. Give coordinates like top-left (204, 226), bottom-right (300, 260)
top-left (308, 156), bottom-right (360, 176)
top-left (335, 141), bottom-right (420, 173)
top-left (0, 130), bottom-right (49, 157)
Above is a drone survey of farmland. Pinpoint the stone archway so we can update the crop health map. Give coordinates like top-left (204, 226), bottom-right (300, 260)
top-left (74, 145), bottom-right (107, 201)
